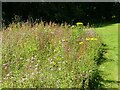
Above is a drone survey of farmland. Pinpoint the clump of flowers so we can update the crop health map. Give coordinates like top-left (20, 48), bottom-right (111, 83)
top-left (76, 22), bottom-right (83, 26)
top-left (86, 37), bottom-right (98, 41)
top-left (79, 37), bottom-right (98, 45)
top-left (79, 41), bottom-right (84, 45)
top-left (76, 22), bottom-right (83, 28)
top-left (76, 22), bottom-right (83, 27)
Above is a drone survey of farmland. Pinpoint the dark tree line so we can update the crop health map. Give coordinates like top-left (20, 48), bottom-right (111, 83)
top-left (2, 2), bottom-right (120, 25)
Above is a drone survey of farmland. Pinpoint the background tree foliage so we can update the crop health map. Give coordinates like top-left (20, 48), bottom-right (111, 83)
top-left (2, 2), bottom-right (120, 25)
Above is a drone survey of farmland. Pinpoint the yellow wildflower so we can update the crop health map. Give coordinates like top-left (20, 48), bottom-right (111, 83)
top-left (91, 38), bottom-right (94, 40)
top-left (91, 38), bottom-right (98, 40)
top-left (86, 38), bottom-right (90, 40)
top-left (79, 42), bottom-right (84, 45)
top-left (86, 37), bottom-right (98, 41)
top-left (76, 22), bottom-right (83, 26)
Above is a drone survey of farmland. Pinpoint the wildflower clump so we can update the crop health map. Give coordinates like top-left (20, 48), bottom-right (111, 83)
top-left (76, 22), bottom-right (83, 29)
top-left (76, 22), bottom-right (83, 26)
top-left (79, 41), bottom-right (84, 45)
top-left (86, 37), bottom-right (98, 41)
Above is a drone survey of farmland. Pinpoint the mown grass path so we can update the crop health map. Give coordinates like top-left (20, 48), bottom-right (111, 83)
top-left (95, 23), bottom-right (118, 88)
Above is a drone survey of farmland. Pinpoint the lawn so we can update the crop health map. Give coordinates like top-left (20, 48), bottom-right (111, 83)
top-left (95, 23), bottom-right (118, 88)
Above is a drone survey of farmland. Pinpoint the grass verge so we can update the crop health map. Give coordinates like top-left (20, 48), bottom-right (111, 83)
top-left (95, 23), bottom-right (118, 88)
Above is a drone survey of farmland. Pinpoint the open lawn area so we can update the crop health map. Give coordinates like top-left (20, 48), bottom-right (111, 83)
top-left (95, 23), bottom-right (118, 88)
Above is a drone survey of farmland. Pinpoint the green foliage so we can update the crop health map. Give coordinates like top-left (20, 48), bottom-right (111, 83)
top-left (2, 21), bottom-right (103, 88)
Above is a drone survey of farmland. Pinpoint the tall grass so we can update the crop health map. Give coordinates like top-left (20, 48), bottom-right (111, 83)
top-left (2, 21), bottom-right (102, 88)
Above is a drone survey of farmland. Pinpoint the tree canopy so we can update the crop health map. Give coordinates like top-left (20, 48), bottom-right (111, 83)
top-left (2, 2), bottom-right (120, 25)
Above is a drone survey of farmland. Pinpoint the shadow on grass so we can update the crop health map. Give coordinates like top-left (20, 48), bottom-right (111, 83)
top-left (88, 69), bottom-right (105, 90)
top-left (87, 42), bottom-right (117, 90)
top-left (103, 80), bottom-right (119, 84)
top-left (95, 43), bottom-right (108, 66)
top-left (87, 20), bottom-right (118, 28)
top-left (92, 23), bottom-right (117, 28)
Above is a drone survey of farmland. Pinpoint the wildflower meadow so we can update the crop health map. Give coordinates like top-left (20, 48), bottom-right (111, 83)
top-left (2, 21), bottom-right (105, 89)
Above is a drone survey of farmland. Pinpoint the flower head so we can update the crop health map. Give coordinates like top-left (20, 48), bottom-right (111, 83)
top-left (79, 42), bottom-right (84, 45)
top-left (86, 37), bottom-right (98, 41)
top-left (76, 22), bottom-right (83, 26)
top-left (86, 38), bottom-right (90, 41)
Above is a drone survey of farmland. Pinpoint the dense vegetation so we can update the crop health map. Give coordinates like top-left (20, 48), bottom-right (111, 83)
top-left (2, 21), bottom-right (104, 89)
